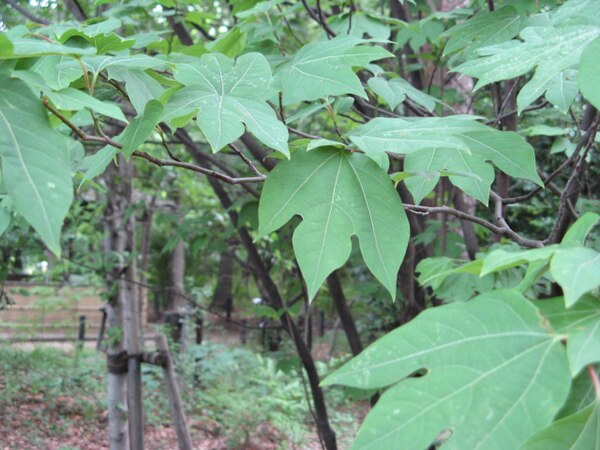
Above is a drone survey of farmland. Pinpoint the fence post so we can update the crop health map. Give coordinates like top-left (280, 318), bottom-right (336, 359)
top-left (78, 315), bottom-right (86, 349)
top-left (97, 306), bottom-right (107, 350)
top-left (156, 334), bottom-right (193, 450)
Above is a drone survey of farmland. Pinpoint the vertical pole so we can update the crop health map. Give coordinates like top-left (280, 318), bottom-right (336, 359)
top-left (78, 314), bottom-right (86, 350)
top-left (319, 310), bottom-right (325, 337)
top-left (195, 315), bottom-right (203, 345)
top-left (97, 306), bottom-right (107, 350)
top-left (156, 334), bottom-right (193, 450)
top-left (240, 319), bottom-right (247, 345)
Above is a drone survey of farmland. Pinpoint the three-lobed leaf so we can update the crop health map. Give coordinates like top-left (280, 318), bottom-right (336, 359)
top-left (258, 147), bottom-right (409, 300)
top-left (454, 22), bottom-right (600, 113)
top-left (521, 402), bottom-right (600, 450)
top-left (349, 117), bottom-right (542, 204)
top-left (323, 291), bottom-right (570, 450)
top-left (278, 36), bottom-right (392, 105)
top-left (165, 52), bottom-right (289, 155)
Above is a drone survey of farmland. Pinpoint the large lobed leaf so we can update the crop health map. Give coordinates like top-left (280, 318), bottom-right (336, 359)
top-left (323, 291), bottom-right (571, 450)
top-left (534, 295), bottom-right (600, 376)
top-left (0, 77), bottom-right (73, 255)
top-left (258, 147), bottom-right (409, 300)
top-left (454, 15), bottom-right (600, 113)
top-left (278, 35), bottom-right (392, 105)
top-left (348, 116), bottom-right (542, 204)
top-left (444, 6), bottom-right (525, 58)
top-left (521, 402), bottom-right (600, 450)
top-left (165, 52), bottom-right (289, 155)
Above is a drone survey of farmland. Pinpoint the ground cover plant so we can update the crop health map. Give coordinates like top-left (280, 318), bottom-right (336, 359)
top-left (1, 0), bottom-right (600, 449)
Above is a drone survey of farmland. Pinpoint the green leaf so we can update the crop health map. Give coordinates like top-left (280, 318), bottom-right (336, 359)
top-left (166, 52), bottom-right (288, 155)
top-left (551, 248), bottom-right (600, 307)
top-left (0, 34), bottom-right (14, 58)
top-left (323, 291), bottom-right (570, 450)
top-left (206, 27), bottom-right (246, 58)
top-left (562, 212), bottom-right (600, 246)
top-left (350, 117), bottom-right (542, 204)
top-left (258, 147), bottom-right (409, 300)
top-left (481, 247), bottom-right (558, 276)
top-left (112, 68), bottom-right (164, 115)
top-left (80, 144), bottom-right (118, 188)
top-left (0, 77), bottom-right (73, 255)
top-left (121, 100), bottom-right (163, 159)
top-left (444, 6), bottom-right (524, 57)
top-left (546, 70), bottom-right (578, 114)
top-left (521, 402), bottom-right (600, 450)
top-left (0, 207), bottom-right (10, 235)
top-left (534, 295), bottom-right (600, 375)
top-left (30, 56), bottom-right (83, 90)
top-left (579, 36), bottom-right (600, 110)
top-left (279, 36), bottom-right (393, 105)
top-left (5, 36), bottom-right (96, 57)
top-left (368, 76), bottom-right (437, 112)
top-left (556, 366), bottom-right (599, 419)
top-left (46, 88), bottom-right (127, 122)
top-left (454, 25), bottom-right (600, 113)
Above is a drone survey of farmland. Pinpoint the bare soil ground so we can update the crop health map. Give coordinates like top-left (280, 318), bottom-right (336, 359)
top-left (0, 393), bottom-right (320, 449)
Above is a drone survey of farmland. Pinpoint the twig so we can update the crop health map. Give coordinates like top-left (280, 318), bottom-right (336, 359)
top-left (276, 4), bottom-right (304, 46)
top-left (157, 126), bottom-right (182, 162)
top-left (300, 0), bottom-right (336, 38)
top-left (545, 115), bottom-right (599, 244)
top-left (589, 365), bottom-right (600, 400)
top-left (228, 143), bottom-right (264, 177)
top-left (5, 0), bottom-right (50, 24)
top-left (502, 122), bottom-right (597, 204)
top-left (43, 97), bottom-right (265, 186)
top-left (484, 102), bottom-right (548, 125)
top-left (287, 126), bottom-right (322, 140)
top-left (132, 151), bottom-right (266, 184)
top-left (403, 203), bottom-right (543, 248)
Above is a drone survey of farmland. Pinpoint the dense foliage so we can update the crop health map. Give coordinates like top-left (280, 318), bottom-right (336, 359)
top-left (1, 0), bottom-right (599, 449)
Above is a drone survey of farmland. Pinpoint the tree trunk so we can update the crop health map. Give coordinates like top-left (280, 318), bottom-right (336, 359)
top-left (210, 251), bottom-right (234, 315)
top-left (179, 132), bottom-right (337, 450)
top-left (104, 156), bottom-right (144, 450)
top-left (165, 236), bottom-right (188, 344)
top-left (326, 272), bottom-right (363, 356)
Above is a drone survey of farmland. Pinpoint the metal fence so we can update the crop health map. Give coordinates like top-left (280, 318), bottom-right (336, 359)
top-left (0, 282), bottom-right (105, 340)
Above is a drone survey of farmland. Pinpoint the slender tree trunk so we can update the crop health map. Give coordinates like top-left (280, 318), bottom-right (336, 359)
top-left (179, 132), bottom-right (337, 450)
top-left (326, 272), bottom-right (363, 356)
top-left (104, 157), bottom-right (144, 450)
top-left (210, 251), bottom-right (234, 315)
top-left (104, 166), bottom-right (130, 450)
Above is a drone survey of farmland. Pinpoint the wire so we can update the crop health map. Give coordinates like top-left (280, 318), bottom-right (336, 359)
top-left (60, 255), bottom-right (282, 331)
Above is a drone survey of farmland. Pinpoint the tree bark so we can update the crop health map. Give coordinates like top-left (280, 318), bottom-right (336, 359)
top-left (326, 272), bottom-right (363, 356)
top-left (104, 156), bottom-right (144, 450)
top-left (179, 132), bottom-right (338, 450)
top-left (210, 251), bottom-right (234, 315)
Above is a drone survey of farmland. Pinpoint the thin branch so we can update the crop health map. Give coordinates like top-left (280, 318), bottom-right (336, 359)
top-left (63, 0), bottom-right (87, 21)
top-left (191, 23), bottom-right (215, 41)
top-left (287, 126), bottom-right (322, 140)
top-left (300, 0), bottom-right (336, 38)
top-left (502, 118), bottom-right (597, 204)
top-left (43, 97), bottom-right (265, 187)
top-left (484, 101), bottom-right (548, 125)
top-left (403, 203), bottom-right (543, 248)
top-left (589, 365), bottom-right (600, 400)
top-left (545, 114), bottom-right (599, 244)
top-left (5, 0), bottom-right (50, 24)
top-left (132, 151), bottom-right (266, 184)
top-left (228, 143), bottom-right (264, 177)
top-left (157, 126), bottom-right (182, 162)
